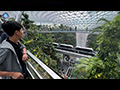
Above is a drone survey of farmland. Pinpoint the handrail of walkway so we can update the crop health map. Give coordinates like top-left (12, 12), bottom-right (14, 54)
top-left (56, 48), bottom-right (92, 58)
top-left (26, 50), bottom-right (62, 79)
top-left (36, 30), bottom-right (99, 34)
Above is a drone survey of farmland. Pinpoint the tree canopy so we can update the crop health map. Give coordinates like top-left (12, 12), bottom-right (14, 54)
top-left (71, 13), bottom-right (120, 79)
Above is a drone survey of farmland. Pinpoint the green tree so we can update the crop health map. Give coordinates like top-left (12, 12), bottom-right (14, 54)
top-left (59, 24), bottom-right (64, 30)
top-left (71, 13), bottom-right (120, 79)
top-left (53, 33), bottom-right (76, 46)
top-left (21, 28), bottom-right (61, 72)
top-left (20, 12), bottom-right (34, 30)
top-left (87, 34), bottom-right (98, 50)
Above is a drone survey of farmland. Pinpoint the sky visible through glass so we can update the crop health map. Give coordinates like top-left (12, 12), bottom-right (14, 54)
top-left (0, 11), bottom-right (119, 31)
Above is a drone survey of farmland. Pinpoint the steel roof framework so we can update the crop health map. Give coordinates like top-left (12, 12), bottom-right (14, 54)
top-left (0, 11), bottom-right (119, 31)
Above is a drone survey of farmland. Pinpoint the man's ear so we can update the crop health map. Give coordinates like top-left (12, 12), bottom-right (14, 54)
top-left (15, 30), bottom-right (19, 35)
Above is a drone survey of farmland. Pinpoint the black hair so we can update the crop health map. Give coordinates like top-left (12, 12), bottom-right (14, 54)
top-left (1, 21), bottom-right (23, 36)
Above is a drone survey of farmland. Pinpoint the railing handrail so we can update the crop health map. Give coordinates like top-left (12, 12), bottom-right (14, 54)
top-left (26, 61), bottom-right (43, 79)
top-left (26, 67), bottom-right (35, 79)
top-left (27, 50), bottom-right (62, 79)
top-left (56, 48), bottom-right (92, 58)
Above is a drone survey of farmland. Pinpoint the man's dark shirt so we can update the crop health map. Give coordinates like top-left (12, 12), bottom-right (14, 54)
top-left (6, 38), bottom-right (27, 76)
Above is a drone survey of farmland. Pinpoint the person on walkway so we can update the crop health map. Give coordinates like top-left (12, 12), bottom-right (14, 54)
top-left (0, 30), bottom-right (8, 43)
top-left (0, 21), bottom-right (28, 79)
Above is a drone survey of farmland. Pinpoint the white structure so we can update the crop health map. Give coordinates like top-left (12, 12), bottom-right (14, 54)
top-left (76, 33), bottom-right (89, 47)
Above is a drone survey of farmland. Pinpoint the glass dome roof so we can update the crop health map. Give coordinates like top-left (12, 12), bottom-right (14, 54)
top-left (0, 11), bottom-right (119, 31)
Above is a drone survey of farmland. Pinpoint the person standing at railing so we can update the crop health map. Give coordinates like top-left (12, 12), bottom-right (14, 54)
top-left (0, 21), bottom-right (28, 79)
top-left (0, 30), bottom-right (8, 44)
top-left (0, 30), bottom-right (4, 43)
top-left (0, 28), bottom-right (28, 63)
top-left (75, 26), bottom-right (77, 31)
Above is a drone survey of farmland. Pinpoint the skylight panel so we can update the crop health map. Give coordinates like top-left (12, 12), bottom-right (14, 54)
top-left (1, 11), bottom-right (118, 30)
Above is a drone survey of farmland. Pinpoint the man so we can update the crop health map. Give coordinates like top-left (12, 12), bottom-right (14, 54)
top-left (0, 29), bottom-right (28, 62)
top-left (0, 21), bottom-right (28, 79)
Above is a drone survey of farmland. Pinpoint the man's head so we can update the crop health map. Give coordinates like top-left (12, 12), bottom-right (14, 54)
top-left (2, 21), bottom-right (23, 39)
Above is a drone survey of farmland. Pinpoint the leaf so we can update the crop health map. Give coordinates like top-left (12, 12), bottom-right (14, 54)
top-left (96, 18), bottom-right (110, 24)
top-left (37, 33), bottom-right (42, 38)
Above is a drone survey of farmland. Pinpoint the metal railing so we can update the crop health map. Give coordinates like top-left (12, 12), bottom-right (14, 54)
top-left (26, 50), bottom-right (62, 79)
top-left (0, 50), bottom-right (62, 79)
top-left (37, 29), bottom-right (99, 34)
top-left (56, 48), bottom-right (92, 58)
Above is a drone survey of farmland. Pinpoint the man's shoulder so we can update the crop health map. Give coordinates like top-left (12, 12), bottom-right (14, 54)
top-left (0, 48), bottom-right (10, 64)
top-left (0, 48), bottom-right (11, 54)
top-left (0, 40), bottom-right (14, 52)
